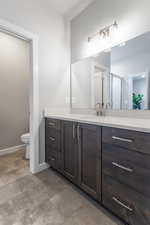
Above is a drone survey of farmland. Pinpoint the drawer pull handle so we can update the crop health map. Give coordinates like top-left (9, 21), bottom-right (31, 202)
top-left (112, 136), bottom-right (133, 143)
top-left (112, 162), bottom-right (133, 172)
top-left (73, 124), bottom-right (76, 139)
top-left (77, 125), bottom-right (80, 143)
top-left (51, 158), bottom-right (55, 161)
top-left (112, 197), bottom-right (133, 212)
top-left (49, 122), bottom-right (55, 126)
top-left (49, 137), bottom-right (55, 141)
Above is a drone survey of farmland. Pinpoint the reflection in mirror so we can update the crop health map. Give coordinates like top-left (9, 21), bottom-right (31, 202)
top-left (71, 31), bottom-right (150, 111)
top-left (71, 52), bottom-right (110, 109)
top-left (111, 31), bottom-right (150, 110)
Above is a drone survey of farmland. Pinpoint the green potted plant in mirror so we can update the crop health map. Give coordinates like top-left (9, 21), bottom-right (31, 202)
top-left (133, 93), bottom-right (144, 110)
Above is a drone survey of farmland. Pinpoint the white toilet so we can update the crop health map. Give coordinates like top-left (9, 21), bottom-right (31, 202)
top-left (21, 133), bottom-right (30, 159)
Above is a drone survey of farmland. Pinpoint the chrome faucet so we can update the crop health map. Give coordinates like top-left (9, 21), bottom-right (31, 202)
top-left (95, 102), bottom-right (103, 116)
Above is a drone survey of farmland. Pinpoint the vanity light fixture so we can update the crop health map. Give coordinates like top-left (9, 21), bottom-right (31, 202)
top-left (88, 21), bottom-right (118, 42)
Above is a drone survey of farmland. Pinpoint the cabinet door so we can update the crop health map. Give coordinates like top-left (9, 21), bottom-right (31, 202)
top-left (62, 121), bottom-right (79, 184)
top-left (79, 124), bottom-right (101, 201)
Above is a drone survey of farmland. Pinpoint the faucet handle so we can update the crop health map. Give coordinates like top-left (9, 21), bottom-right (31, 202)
top-left (95, 102), bottom-right (102, 108)
top-left (95, 102), bottom-right (102, 116)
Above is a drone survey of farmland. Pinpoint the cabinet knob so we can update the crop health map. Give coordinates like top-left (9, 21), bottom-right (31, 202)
top-left (49, 122), bottom-right (56, 127)
top-left (49, 137), bottom-right (55, 142)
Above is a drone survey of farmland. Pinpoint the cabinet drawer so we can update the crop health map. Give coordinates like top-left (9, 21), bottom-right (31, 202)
top-left (102, 127), bottom-right (150, 155)
top-left (102, 174), bottom-right (150, 225)
top-left (46, 129), bottom-right (61, 150)
top-left (46, 146), bottom-right (63, 172)
top-left (46, 125), bottom-right (61, 137)
top-left (102, 143), bottom-right (150, 197)
top-left (45, 144), bottom-right (57, 158)
top-left (46, 118), bottom-right (61, 130)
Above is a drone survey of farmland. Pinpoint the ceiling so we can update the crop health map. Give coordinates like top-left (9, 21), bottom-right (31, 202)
top-left (111, 31), bottom-right (150, 63)
top-left (43, 0), bottom-right (95, 19)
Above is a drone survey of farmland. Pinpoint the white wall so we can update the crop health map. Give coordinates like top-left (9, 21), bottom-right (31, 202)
top-left (0, 0), bottom-right (70, 162)
top-left (72, 58), bottom-right (92, 108)
top-left (111, 51), bottom-right (150, 77)
top-left (71, 0), bottom-right (150, 63)
top-left (0, 32), bottom-right (29, 150)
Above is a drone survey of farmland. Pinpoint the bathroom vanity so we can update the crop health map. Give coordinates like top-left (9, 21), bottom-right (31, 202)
top-left (44, 24), bottom-right (150, 225)
top-left (45, 114), bottom-right (150, 225)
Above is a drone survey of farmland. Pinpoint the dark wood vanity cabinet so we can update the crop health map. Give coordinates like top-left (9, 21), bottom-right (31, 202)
top-left (102, 127), bottom-right (150, 225)
top-left (45, 118), bottom-right (62, 172)
top-left (45, 118), bottom-right (101, 201)
top-left (62, 121), bottom-right (102, 200)
top-left (62, 121), bottom-right (79, 184)
top-left (102, 143), bottom-right (150, 197)
top-left (102, 126), bottom-right (150, 155)
top-left (45, 118), bottom-right (150, 225)
top-left (79, 123), bottom-right (101, 201)
top-left (103, 174), bottom-right (150, 225)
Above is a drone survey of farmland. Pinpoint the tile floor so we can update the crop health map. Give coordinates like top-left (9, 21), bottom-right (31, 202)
top-left (0, 150), bottom-right (124, 225)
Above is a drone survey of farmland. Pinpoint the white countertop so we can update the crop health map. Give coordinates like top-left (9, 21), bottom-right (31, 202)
top-left (44, 112), bottom-right (150, 133)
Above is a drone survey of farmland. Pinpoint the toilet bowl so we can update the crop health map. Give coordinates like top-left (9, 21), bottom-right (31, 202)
top-left (21, 133), bottom-right (30, 159)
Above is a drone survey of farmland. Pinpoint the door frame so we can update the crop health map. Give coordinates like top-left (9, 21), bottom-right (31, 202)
top-left (0, 18), bottom-right (48, 173)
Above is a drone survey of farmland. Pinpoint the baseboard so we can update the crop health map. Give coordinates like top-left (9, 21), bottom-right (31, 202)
top-left (33, 162), bottom-right (49, 174)
top-left (0, 144), bottom-right (25, 156)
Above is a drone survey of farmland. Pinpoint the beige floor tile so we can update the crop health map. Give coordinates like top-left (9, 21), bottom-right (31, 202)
top-left (0, 151), bottom-right (124, 225)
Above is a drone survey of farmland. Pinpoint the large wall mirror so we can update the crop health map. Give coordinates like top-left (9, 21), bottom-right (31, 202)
top-left (71, 31), bottom-right (150, 110)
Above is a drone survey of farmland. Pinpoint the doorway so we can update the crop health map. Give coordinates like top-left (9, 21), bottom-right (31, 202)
top-left (0, 18), bottom-right (44, 174)
top-left (0, 31), bottom-right (30, 161)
